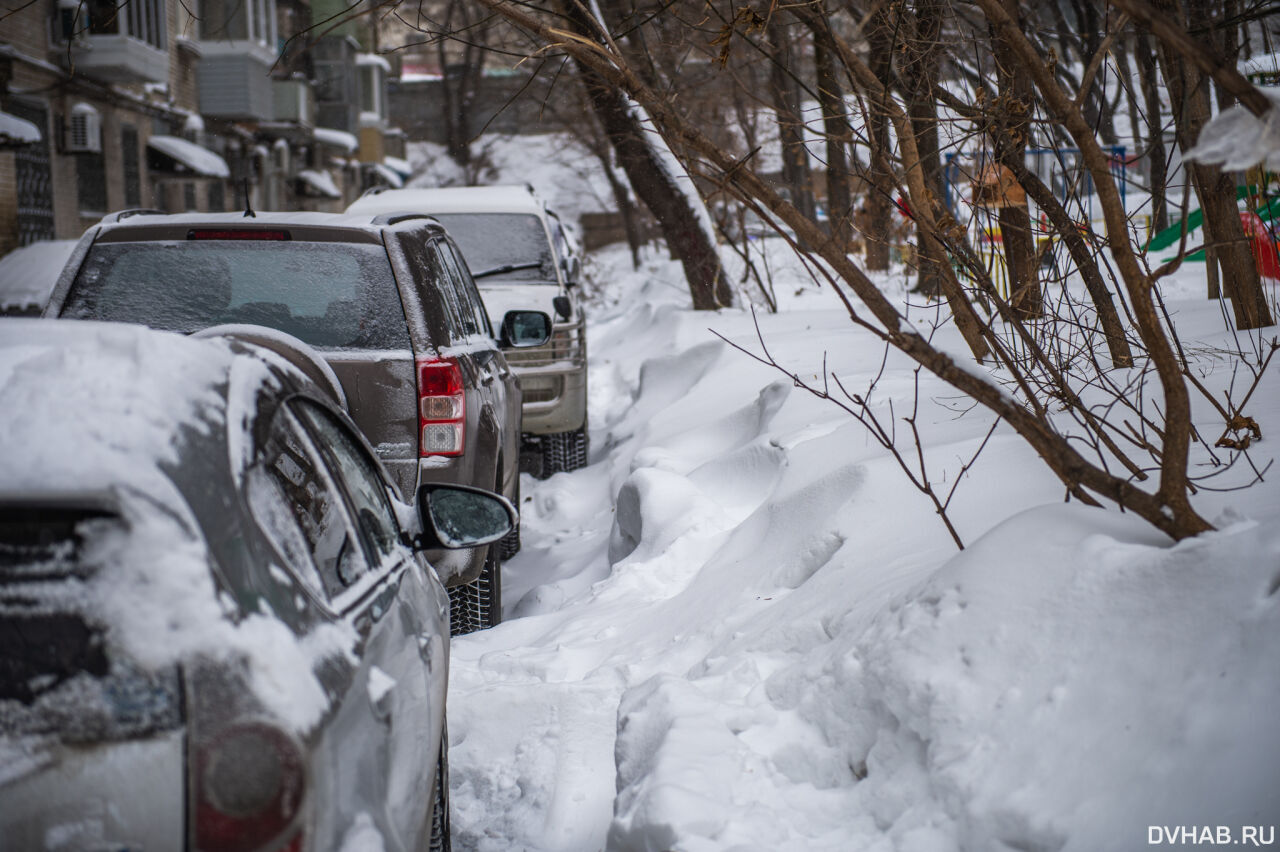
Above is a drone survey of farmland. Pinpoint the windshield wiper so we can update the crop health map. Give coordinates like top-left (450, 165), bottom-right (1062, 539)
top-left (471, 261), bottom-right (543, 279)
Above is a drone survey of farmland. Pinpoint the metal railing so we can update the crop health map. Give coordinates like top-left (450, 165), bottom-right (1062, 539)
top-left (503, 321), bottom-right (585, 369)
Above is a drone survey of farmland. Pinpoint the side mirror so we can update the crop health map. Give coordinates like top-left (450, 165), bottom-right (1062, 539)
top-left (552, 295), bottom-right (572, 321)
top-left (415, 484), bottom-right (515, 550)
top-left (499, 309), bottom-right (552, 349)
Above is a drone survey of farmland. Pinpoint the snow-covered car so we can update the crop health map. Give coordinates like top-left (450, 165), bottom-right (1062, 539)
top-left (347, 185), bottom-right (590, 480)
top-left (44, 210), bottom-right (551, 632)
top-left (0, 319), bottom-right (516, 851)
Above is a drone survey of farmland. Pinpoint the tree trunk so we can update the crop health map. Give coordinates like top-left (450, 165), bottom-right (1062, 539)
top-left (564, 2), bottom-right (730, 309)
top-left (1004, 156), bottom-right (1134, 367)
top-left (990, 0), bottom-right (1041, 318)
top-left (589, 134), bottom-right (643, 270)
top-left (1204, 0), bottom-right (1241, 112)
top-left (904, 0), bottom-right (948, 297)
top-left (768, 18), bottom-right (816, 225)
top-left (864, 8), bottom-right (894, 271)
top-left (1157, 19), bottom-right (1273, 328)
top-left (1067, 0), bottom-right (1116, 144)
top-left (812, 28), bottom-right (852, 250)
top-left (436, 0), bottom-right (491, 169)
top-left (1135, 27), bottom-right (1169, 234)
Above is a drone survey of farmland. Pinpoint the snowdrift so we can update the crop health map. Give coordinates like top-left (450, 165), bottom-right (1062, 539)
top-left (446, 244), bottom-right (1280, 851)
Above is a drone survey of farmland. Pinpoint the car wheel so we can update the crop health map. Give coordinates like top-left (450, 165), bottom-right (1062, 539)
top-left (499, 479), bottom-right (521, 560)
top-left (539, 426), bottom-right (588, 478)
top-left (428, 724), bottom-right (451, 852)
top-left (448, 547), bottom-right (502, 635)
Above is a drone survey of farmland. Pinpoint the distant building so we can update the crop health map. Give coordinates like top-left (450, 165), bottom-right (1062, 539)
top-left (0, 0), bottom-right (409, 257)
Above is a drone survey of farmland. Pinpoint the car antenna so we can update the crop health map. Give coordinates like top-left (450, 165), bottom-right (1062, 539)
top-left (242, 178), bottom-right (256, 218)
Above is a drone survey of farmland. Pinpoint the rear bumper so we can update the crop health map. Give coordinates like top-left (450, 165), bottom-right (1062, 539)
top-left (0, 729), bottom-right (185, 849)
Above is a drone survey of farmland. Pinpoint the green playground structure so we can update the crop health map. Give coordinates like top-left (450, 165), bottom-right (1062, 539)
top-left (1146, 186), bottom-right (1280, 260)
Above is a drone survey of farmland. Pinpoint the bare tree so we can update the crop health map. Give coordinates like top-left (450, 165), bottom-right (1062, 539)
top-left (1118, 0), bottom-right (1274, 328)
top-left (562, 1), bottom-right (732, 309)
top-left (988, 0), bottom-right (1042, 318)
top-left (471, 0), bottom-right (1280, 542)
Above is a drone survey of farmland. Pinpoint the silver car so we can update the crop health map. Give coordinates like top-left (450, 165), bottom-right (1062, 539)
top-left (347, 186), bottom-right (590, 483)
top-left (0, 319), bottom-right (513, 851)
top-left (43, 210), bottom-right (548, 633)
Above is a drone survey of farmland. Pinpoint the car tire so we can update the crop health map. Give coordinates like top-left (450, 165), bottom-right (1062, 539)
top-left (539, 426), bottom-right (588, 478)
top-left (499, 517), bottom-right (521, 560)
top-left (428, 723), bottom-right (451, 852)
top-left (499, 477), bottom-right (521, 560)
top-left (448, 547), bottom-right (502, 635)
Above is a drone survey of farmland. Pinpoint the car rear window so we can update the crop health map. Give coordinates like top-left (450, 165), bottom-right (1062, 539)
top-left (0, 505), bottom-right (181, 741)
top-left (62, 240), bottom-right (411, 350)
top-left (431, 213), bottom-right (555, 282)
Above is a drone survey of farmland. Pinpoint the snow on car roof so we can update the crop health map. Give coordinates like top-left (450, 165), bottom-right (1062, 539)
top-left (0, 319), bottom-right (240, 498)
top-left (347, 184), bottom-right (546, 217)
top-left (0, 318), bottom-right (349, 733)
top-left (0, 239), bottom-right (77, 312)
top-left (96, 209), bottom-right (437, 233)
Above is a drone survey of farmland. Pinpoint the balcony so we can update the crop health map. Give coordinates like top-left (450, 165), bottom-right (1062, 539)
top-left (273, 80), bottom-right (315, 127)
top-left (57, 0), bottom-right (168, 83)
top-left (197, 46), bottom-right (275, 122)
top-left (196, 0), bottom-right (278, 122)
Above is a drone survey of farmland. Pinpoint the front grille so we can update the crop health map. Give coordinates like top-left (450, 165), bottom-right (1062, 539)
top-left (503, 321), bottom-right (585, 369)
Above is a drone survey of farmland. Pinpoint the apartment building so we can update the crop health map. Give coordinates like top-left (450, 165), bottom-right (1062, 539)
top-left (0, 0), bottom-right (408, 257)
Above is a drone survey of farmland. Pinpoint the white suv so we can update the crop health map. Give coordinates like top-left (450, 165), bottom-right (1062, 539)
top-left (348, 185), bottom-right (589, 478)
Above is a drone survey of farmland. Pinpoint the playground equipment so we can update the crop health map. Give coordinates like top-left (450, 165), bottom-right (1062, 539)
top-left (1144, 183), bottom-right (1280, 280)
top-left (942, 147), bottom-right (1129, 295)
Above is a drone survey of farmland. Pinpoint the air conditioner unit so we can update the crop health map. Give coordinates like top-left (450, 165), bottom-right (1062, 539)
top-left (65, 103), bottom-right (102, 153)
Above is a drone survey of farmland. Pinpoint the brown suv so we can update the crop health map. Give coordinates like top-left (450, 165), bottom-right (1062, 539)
top-left (44, 210), bottom-right (548, 632)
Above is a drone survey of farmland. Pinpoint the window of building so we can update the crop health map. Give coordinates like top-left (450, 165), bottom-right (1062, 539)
top-left (208, 181), bottom-right (225, 211)
top-left (76, 149), bottom-right (107, 215)
top-left (359, 65), bottom-right (380, 118)
top-left (199, 0), bottom-right (275, 47)
top-left (183, 181), bottom-right (197, 210)
top-left (121, 125), bottom-right (140, 207)
top-left (58, 0), bottom-right (166, 50)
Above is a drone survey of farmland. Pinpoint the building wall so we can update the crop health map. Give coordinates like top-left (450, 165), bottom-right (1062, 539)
top-left (0, 0), bottom-right (47, 53)
top-left (1, 0), bottom-right (391, 261)
top-left (0, 152), bottom-right (17, 256)
top-left (0, 0), bottom-right (196, 248)
top-left (388, 71), bottom-right (567, 145)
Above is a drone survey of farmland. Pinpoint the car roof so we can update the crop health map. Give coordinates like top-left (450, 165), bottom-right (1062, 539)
top-left (0, 319), bottom-right (276, 504)
top-left (91, 210), bottom-right (444, 242)
top-left (347, 184), bottom-right (546, 217)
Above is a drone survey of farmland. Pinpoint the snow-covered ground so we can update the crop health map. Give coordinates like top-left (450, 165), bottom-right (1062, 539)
top-left (446, 238), bottom-right (1280, 851)
top-left (4, 125), bottom-right (1276, 850)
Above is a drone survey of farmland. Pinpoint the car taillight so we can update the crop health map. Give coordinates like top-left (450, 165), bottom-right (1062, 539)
top-left (418, 357), bottom-right (465, 457)
top-left (194, 720), bottom-right (306, 852)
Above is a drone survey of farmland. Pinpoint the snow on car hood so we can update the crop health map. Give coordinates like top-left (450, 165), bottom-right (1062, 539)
top-left (0, 319), bottom-right (353, 733)
top-left (475, 282), bottom-right (563, 327)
